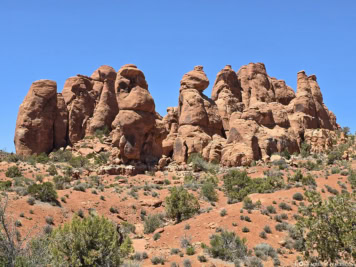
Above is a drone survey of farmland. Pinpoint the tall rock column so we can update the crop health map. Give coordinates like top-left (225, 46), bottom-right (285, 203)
top-left (62, 75), bottom-right (95, 144)
top-left (88, 65), bottom-right (118, 134)
top-left (173, 66), bottom-right (223, 162)
top-left (111, 64), bottom-right (165, 165)
top-left (14, 80), bottom-right (58, 155)
top-left (211, 65), bottom-right (243, 135)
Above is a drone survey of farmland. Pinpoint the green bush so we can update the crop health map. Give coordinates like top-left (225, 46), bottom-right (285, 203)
top-left (5, 166), bottom-right (22, 178)
top-left (144, 214), bottom-right (163, 234)
top-left (289, 170), bottom-right (316, 186)
top-left (186, 246), bottom-right (195, 255)
top-left (151, 256), bottom-right (165, 265)
top-left (293, 193), bottom-right (304, 201)
top-left (201, 181), bottom-right (218, 202)
top-left (0, 180), bottom-right (12, 190)
top-left (223, 170), bottom-right (284, 203)
top-left (187, 153), bottom-right (218, 173)
top-left (347, 170), bottom-right (356, 188)
top-left (53, 175), bottom-right (71, 190)
top-left (47, 164), bottom-right (58, 176)
top-left (28, 182), bottom-right (58, 203)
top-left (297, 191), bottom-right (356, 263)
top-left (165, 186), bottom-right (200, 222)
top-left (300, 142), bottom-right (311, 157)
top-left (49, 215), bottom-right (132, 266)
top-left (35, 153), bottom-right (50, 164)
top-left (153, 232), bottom-right (161, 241)
top-left (208, 229), bottom-right (248, 261)
top-left (266, 205), bottom-right (277, 214)
top-left (278, 202), bottom-right (292, 211)
top-left (220, 209), bottom-right (227, 217)
top-left (51, 150), bottom-right (73, 162)
top-left (69, 156), bottom-right (89, 168)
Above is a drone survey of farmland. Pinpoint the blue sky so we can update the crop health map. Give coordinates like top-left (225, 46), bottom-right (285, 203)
top-left (1, 1), bottom-right (355, 152)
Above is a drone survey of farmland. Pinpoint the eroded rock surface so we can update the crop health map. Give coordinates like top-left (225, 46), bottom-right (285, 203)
top-left (15, 62), bottom-right (339, 169)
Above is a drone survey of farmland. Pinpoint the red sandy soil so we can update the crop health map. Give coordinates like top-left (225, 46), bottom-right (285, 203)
top-left (0, 159), bottom-right (354, 267)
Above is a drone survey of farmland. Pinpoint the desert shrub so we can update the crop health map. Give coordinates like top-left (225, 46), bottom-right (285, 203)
top-left (35, 174), bottom-right (43, 183)
top-left (300, 142), bottom-right (311, 157)
top-left (264, 225), bottom-right (272, 234)
top-left (347, 170), bottom-right (356, 188)
top-left (171, 248), bottom-right (180, 255)
top-left (303, 160), bottom-right (319, 171)
top-left (201, 181), bottom-right (218, 202)
top-left (180, 235), bottom-right (192, 248)
top-left (293, 192), bottom-right (304, 201)
top-left (266, 205), bottom-right (277, 214)
top-left (183, 259), bottom-right (191, 267)
top-left (223, 170), bottom-right (284, 203)
top-left (47, 164), bottom-right (57, 176)
top-left (51, 150), bottom-right (73, 162)
top-left (0, 181), bottom-right (12, 191)
top-left (153, 232), bottom-right (161, 241)
top-left (187, 153), bottom-right (218, 173)
top-left (197, 254), bottom-right (207, 262)
top-left (45, 216), bottom-right (54, 225)
top-left (340, 170), bottom-right (349, 176)
top-left (275, 222), bottom-right (288, 232)
top-left (259, 231), bottom-right (267, 239)
top-left (144, 214), bottom-right (163, 234)
top-left (220, 209), bottom-right (227, 217)
top-left (289, 170), bottom-right (316, 186)
top-left (69, 156), bottom-right (89, 168)
top-left (53, 175), bottom-right (71, 190)
top-left (186, 246), bottom-right (195, 255)
top-left (242, 226), bottom-right (250, 233)
top-left (279, 202), bottom-right (292, 211)
top-left (73, 183), bottom-right (87, 192)
top-left (151, 256), bottom-right (165, 265)
top-left (165, 186), bottom-right (200, 222)
top-left (331, 167), bottom-right (340, 174)
top-left (281, 149), bottom-right (291, 160)
top-left (28, 182), bottom-right (57, 203)
top-left (94, 152), bottom-right (110, 165)
top-left (325, 185), bottom-right (339, 195)
top-left (27, 196), bottom-right (35, 205)
top-left (208, 229), bottom-right (248, 261)
top-left (49, 215), bottom-right (132, 266)
top-left (254, 243), bottom-right (278, 260)
top-left (243, 197), bottom-right (261, 210)
top-left (297, 191), bottom-right (356, 263)
top-left (5, 166), bottom-right (22, 178)
top-left (223, 170), bottom-right (252, 202)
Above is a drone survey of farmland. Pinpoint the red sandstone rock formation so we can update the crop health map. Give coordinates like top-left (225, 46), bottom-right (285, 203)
top-left (14, 62), bottom-right (339, 169)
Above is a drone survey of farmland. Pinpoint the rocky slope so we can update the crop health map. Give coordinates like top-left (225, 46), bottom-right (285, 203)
top-left (14, 63), bottom-right (339, 171)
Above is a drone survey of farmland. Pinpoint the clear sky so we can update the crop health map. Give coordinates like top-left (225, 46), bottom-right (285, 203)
top-left (1, 1), bottom-right (355, 152)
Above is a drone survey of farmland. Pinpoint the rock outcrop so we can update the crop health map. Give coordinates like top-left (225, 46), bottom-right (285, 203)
top-left (111, 64), bottom-right (165, 165)
top-left (15, 62), bottom-right (339, 169)
top-left (172, 66), bottom-right (223, 163)
top-left (15, 80), bottom-right (59, 155)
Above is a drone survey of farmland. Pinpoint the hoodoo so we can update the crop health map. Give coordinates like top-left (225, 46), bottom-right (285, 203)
top-left (14, 62), bottom-right (339, 169)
